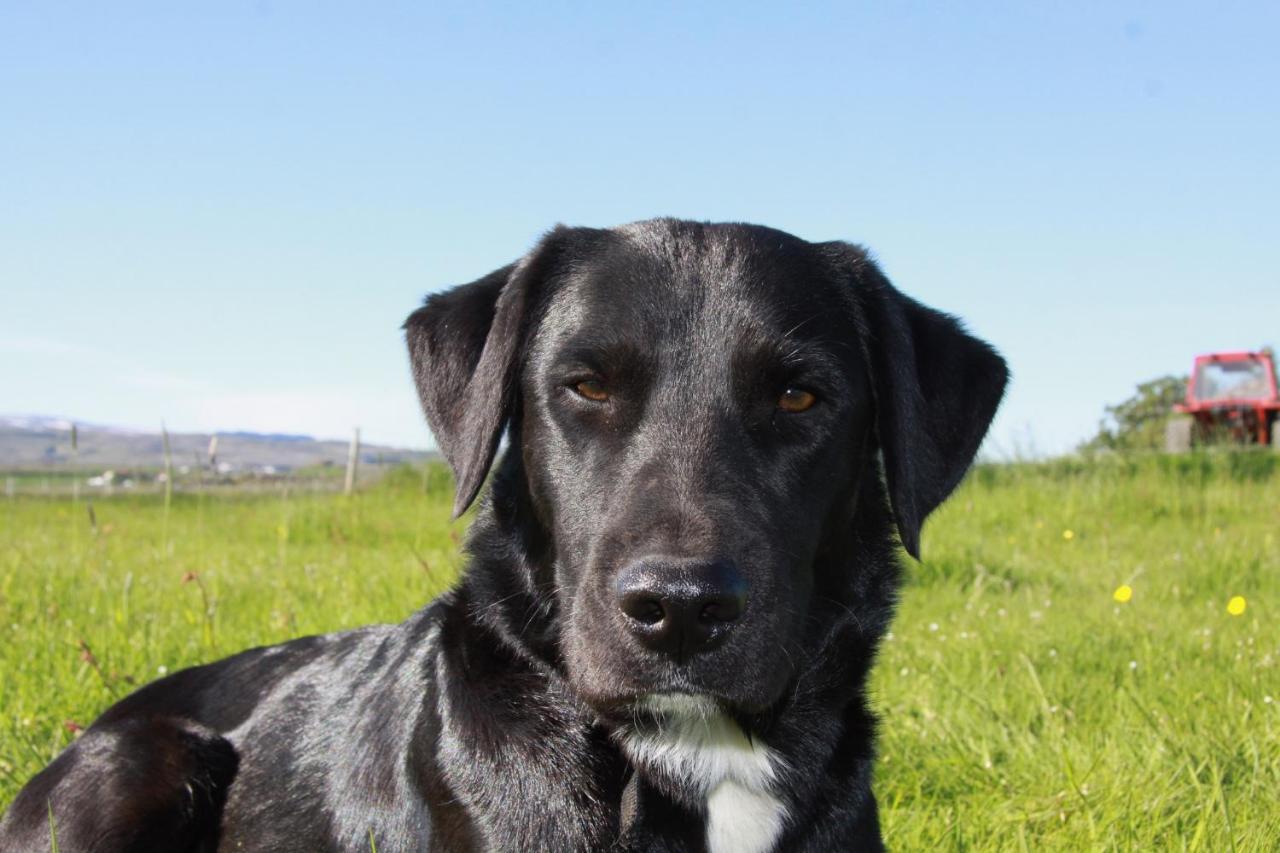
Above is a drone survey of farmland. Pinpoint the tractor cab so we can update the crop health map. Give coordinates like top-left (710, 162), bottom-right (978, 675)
top-left (1168, 351), bottom-right (1280, 450)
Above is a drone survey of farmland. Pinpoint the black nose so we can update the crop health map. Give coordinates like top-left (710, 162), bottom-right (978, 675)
top-left (615, 558), bottom-right (748, 661)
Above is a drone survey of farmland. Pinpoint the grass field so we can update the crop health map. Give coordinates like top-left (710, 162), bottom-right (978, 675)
top-left (1, 456), bottom-right (1277, 849)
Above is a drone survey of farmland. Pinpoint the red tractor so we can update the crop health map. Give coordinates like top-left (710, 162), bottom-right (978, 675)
top-left (1166, 351), bottom-right (1280, 451)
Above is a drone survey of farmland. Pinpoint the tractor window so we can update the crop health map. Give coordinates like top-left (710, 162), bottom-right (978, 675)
top-left (1194, 360), bottom-right (1271, 401)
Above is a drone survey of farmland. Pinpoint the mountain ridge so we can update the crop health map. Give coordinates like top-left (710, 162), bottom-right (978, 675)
top-left (0, 415), bottom-right (436, 471)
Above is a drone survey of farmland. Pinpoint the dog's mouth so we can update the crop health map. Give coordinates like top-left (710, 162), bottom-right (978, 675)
top-left (581, 683), bottom-right (768, 731)
top-left (627, 692), bottom-right (736, 728)
top-left (567, 636), bottom-right (798, 724)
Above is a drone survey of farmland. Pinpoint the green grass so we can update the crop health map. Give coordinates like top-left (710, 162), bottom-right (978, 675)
top-left (2, 457), bottom-right (1277, 849)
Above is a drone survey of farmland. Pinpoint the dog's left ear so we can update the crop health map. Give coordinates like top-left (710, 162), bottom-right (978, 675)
top-left (834, 246), bottom-right (1009, 559)
top-left (404, 227), bottom-right (584, 517)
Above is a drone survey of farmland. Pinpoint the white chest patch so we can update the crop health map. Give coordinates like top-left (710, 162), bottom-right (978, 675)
top-left (619, 694), bottom-right (789, 853)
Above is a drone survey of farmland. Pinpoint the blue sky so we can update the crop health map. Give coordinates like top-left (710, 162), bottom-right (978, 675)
top-left (3, 2), bottom-right (1277, 454)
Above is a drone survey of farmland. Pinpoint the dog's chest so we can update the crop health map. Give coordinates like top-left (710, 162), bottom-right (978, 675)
top-left (705, 778), bottom-right (787, 853)
top-left (620, 696), bottom-right (788, 853)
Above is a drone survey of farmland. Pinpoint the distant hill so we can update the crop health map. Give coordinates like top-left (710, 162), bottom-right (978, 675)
top-left (0, 416), bottom-right (437, 472)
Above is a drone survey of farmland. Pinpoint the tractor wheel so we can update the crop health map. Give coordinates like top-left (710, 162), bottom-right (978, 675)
top-left (1165, 417), bottom-right (1193, 453)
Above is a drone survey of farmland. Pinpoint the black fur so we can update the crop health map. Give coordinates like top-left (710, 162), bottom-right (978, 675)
top-left (1, 219), bottom-right (1007, 852)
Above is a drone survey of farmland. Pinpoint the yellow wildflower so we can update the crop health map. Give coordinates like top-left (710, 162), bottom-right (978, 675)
top-left (1227, 596), bottom-right (1247, 616)
top-left (1113, 584), bottom-right (1133, 603)
top-left (1063, 529), bottom-right (1075, 541)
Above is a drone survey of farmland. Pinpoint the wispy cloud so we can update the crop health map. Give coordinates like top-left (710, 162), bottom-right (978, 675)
top-left (1, 333), bottom-right (206, 394)
top-left (1, 333), bottom-right (432, 449)
top-left (0, 335), bottom-right (103, 358)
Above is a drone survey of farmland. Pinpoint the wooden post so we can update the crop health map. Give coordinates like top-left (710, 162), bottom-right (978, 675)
top-left (344, 427), bottom-right (360, 495)
top-left (162, 423), bottom-right (174, 498)
top-left (70, 422), bottom-right (80, 502)
top-left (207, 435), bottom-right (219, 473)
top-left (161, 422), bottom-right (174, 546)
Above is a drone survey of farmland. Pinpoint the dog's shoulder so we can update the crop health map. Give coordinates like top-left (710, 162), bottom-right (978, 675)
top-left (0, 715), bottom-right (237, 853)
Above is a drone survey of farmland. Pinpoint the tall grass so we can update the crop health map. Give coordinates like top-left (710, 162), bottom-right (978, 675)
top-left (0, 464), bottom-right (462, 803)
top-left (1, 456), bottom-right (1276, 849)
top-left (875, 452), bottom-right (1278, 849)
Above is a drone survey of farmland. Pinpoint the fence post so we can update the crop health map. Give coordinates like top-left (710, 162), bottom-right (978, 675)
top-left (162, 422), bottom-right (174, 502)
top-left (344, 427), bottom-right (361, 495)
top-left (161, 422), bottom-right (174, 549)
top-left (70, 422), bottom-right (80, 502)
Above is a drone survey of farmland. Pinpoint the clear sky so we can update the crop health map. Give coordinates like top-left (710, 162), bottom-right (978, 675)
top-left (3, 2), bottom-right (1277, 454)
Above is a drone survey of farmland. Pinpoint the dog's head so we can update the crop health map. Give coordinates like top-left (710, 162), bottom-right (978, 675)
top-left (406, 219), bottom-right (1006, 717)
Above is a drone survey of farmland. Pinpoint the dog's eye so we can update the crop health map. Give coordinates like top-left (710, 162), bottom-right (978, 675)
top-left (777, 387), bottom-right (817, 413)
top-left (573, 379), bottom-right (610, 402)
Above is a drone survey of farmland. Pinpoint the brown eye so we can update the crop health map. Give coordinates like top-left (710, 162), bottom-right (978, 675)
top-left (574, 379), bottom-right (610, 402)
top-left (778, 387), bottom-right (817, 413)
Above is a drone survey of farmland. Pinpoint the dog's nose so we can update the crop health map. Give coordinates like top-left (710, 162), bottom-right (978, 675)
top-left (615, 558), bottom-right (748, 661)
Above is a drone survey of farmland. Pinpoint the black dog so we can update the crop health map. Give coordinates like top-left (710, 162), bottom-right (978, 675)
top-left (1, 219), bottom-right (1007, 852)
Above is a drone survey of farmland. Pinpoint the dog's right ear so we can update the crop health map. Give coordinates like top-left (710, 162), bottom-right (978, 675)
top-left (823, 241), bottom-right (1008, 560)
top-left (404, 229), bottom-right (574, 517)
top-left (856, 265), bottom-right (1009, 560)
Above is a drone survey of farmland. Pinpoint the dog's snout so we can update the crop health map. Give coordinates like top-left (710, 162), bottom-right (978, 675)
top-left (615, 558), bottom-right (748, 661)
